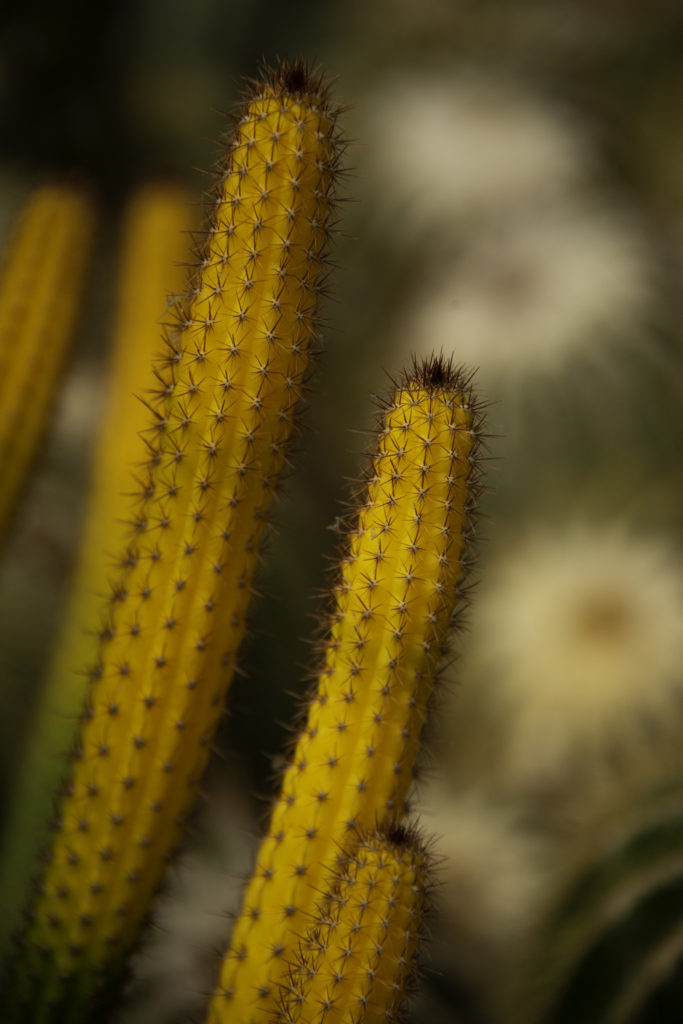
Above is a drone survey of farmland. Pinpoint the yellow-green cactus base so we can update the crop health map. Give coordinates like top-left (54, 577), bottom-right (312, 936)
top-left (208, 358), bottom-right (482, 1023)
top-left (7, 65), bottom-right (341, 1021)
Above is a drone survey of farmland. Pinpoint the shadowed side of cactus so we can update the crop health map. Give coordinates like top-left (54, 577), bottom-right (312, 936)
top-left (512, 779), bottom-right (683, 1024)
top-left (0, 181), bottom-right (193, 957)
top-left (276, 824), bottom-right (431, 1024)
top-left (0, 183), bottom-right (95, 540)
top-left (2, 63), bottom-right (343, 1023)
top-left (208, 356), bottom-right (484, 1024)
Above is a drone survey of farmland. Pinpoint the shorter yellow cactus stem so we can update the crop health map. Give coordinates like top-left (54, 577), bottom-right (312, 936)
top-left (210, 356), bottom-right (483, 1023)
top-left (277, 825), bottom-right (430, 1024)
top-left (0, 183), bottom-right (95, 539)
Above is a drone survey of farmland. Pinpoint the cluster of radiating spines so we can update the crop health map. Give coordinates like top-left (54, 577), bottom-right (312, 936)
top-left (208, 357), bottom-right (483, 1023)
top-left (0, 182), bottom-right (192, 959)
top-left (515, 778), bottom-right (683, 1024)
top-left (0, 183), bottom-right (94, 539)
top-left (7, 65), bottom-right (341, 1019)
top-left (274, 825), bottom-right (429, 1024)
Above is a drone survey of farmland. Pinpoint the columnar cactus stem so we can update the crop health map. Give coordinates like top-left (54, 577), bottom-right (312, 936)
top-left (5, 64), bottom-right (341, 1021)
top-left (0, 183), bottom-right (94, 539)
top-left (208, 357), bottom-right (483, 1023)
top-left (0, 182), bottom-right (192, 957)
top-left (276, 825), bottom-right (430, 1024)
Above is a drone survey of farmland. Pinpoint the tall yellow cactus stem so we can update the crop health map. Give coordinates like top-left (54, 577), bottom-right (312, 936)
top-left (7, 64), bottom-right (341, 1021)
top-left (0, 183), bottom-right (192, 958)
top-left (276, 825), bottom-right (430, 1024)
top-left (0, 183), bottom-right (94, 539)
top-left (209, 357), bottom-right (483, 1023)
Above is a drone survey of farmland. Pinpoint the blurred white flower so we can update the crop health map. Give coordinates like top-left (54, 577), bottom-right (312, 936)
top-left (54, 362), bottom-right (104, 445)
top-left (416, 786), bottom-right (549, 988)
top-left (396, 199), bottom-right (652, 380)
top-left (463, 525), bottom-right (683, 794)
top-left (361, 70), bottom-right (590, 232)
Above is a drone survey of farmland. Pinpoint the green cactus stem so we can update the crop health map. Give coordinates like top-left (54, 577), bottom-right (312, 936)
top-left (207, 357), bottom-right (484, 1023)
top-left (3, 63), bottom-right (342, 1022)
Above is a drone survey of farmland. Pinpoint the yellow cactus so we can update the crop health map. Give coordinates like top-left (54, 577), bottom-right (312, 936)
top-left (9, 64), bottom-right (342, 1019)
top-left (0, 183), bottom-right (95, 539)
top-left (208, 357), bottom-right (483, 1023)
top-left (0, 182), bottom-right (192, 955)
top-left (276, 825), bottom-right (429, 1024)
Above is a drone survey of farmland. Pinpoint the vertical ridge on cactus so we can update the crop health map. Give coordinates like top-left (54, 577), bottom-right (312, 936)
top-left (0, 183), bottom-right (95, 540)
top-left (208, 356), bottom-right (483, 1023)
top-left (275, 824), bottom-right (430, 1024)
top-left (5, 64), bottom-right (342, 1021)
top-left (0, 182), bottom-right (192, 957)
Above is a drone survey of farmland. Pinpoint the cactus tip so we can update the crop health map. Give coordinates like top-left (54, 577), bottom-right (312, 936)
top-left (381, 819), bottom-right (414, 849)
top-left (257, 57), bottom-right (329, 102)
top-left (405, 352), bottom-right (476, 392)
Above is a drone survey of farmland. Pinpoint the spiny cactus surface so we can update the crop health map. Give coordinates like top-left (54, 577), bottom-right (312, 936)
top-left (208, 357), bottom-right (483, 1023)
top-left (5, 64), bottom-right (342, 1021)
top-left (0, 183), bottom-right (94, 540)
top-left (275, 825), bottom-right (430, 1024)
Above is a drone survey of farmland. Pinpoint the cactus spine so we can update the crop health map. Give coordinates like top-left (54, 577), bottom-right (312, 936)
top-left (6, 65), bottom-right (341, 1021)
top-left (276, 825), bottom-right (429, 1024)
top-left (208, 357), bottom-right (482, 1023)
top-left (0, 183), bottom-right (94, 539)
top-left (0, 183), bottom-right (192, 956)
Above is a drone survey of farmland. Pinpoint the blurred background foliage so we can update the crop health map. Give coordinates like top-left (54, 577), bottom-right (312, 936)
top-left (0, 1), bottom-right (682, 1021)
